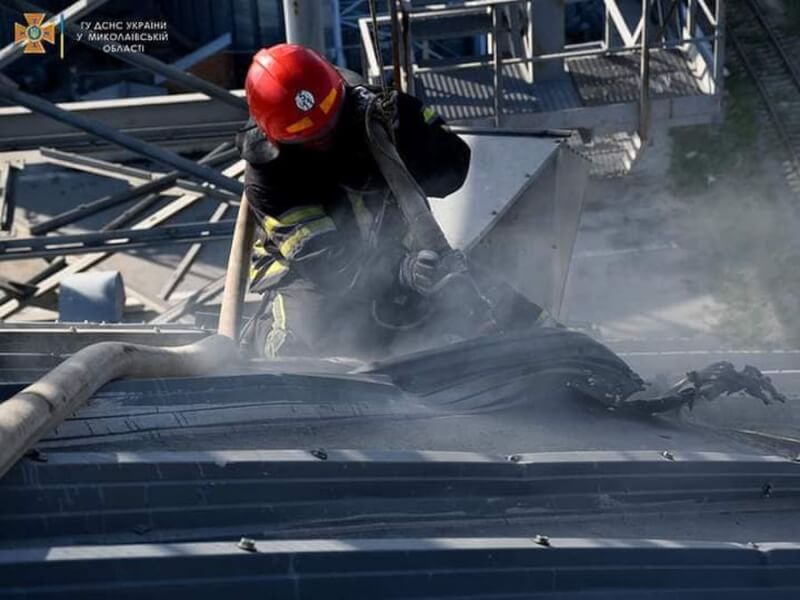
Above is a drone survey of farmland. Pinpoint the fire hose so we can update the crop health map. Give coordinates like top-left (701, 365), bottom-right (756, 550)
top-left (364, 99), bottom-right (498, 332)
top-left (0, 335), bottom-right (238, 479)
top-left (0, 190), bottom-right (252, 480)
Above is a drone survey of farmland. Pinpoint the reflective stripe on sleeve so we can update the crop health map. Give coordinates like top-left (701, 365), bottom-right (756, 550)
top-left (264, 205), bottom-right (327, 235)
top-left (278, 217), bottom-right (337, 259)
top-left (422, 106), bottom-right (439, 124)
top-left (250, 257), bottom-right (290, 287)
top-left (272, 293), bottom-right (287, 329)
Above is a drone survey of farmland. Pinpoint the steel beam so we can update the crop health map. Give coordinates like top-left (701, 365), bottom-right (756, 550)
top-left (159, 202), bottom-right (230, 300)
top-left (0, 160), bottom-right (245, 319)
top-left (5, 0), bottom-right (247, 112)
top-left (150, 275), bottom-right (227, 324)
top-left (0, 221), bottom-right (234, 262)
top-left (37, 147), bottom-right (153, 184)
top-left (0, 0), bottom-right (109, 69)
top-left (31, 145), bottom-right (238, 235)
top-left (0, 81), bottom-right (244, 195)
top-left (0, 276), bottom-right (36, 301)
top-left (101, 191), bottom-right (163, 231)
top-left (0, 163), bottom-right (17, 231)
top-left (0, 258), bottom-right (64, 306)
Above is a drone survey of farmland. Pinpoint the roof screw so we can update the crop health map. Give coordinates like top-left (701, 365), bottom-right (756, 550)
top-left (237, 537), bottom-right (257, 552)
top-left (762, 483), bottom-right (773, 498)
top-left (507, 454), bottom-right (522, 463)
top-left (661, 451), bottom-right (675, 461)
top-left (533, 535), bottom-right (550, 547)
top-left (311, 449), bottom-right (328, 461)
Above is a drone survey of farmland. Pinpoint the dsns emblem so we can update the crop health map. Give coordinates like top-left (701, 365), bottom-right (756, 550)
top-left (294, 90), bottom-right (315, 112)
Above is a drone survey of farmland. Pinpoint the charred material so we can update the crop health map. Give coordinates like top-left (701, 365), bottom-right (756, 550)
top-left (367, 328), bottom-right (787, 416)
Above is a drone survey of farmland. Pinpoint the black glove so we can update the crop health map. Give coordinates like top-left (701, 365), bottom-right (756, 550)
top-left (375, 90), bottom-right (399, 129)
top-left (398, 250), bottom-right (440, 296)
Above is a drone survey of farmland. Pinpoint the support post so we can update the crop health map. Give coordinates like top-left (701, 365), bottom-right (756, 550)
top-left (282, 0), bottom-right (325, 53)
top-left (388, 0), bottom-right (403, 90)
top-left (331, 0), bottom-right (347, 66)
top-left (400, 0), bottom-right (414, 94)
top-left (529, 0), bottom-right (566, 81)
top-left (639, 0), bottom-right (651, 142)
top-left (492, 6), bottom-right (503, 127)
top-left (712, 0), bottom-right (725, 95)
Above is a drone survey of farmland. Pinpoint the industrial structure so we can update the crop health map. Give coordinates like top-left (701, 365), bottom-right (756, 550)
top-left (2, 1), bottom-right (800, 597)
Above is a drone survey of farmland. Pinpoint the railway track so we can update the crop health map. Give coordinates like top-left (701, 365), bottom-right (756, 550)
top-left (727, 0), bottom-right (800, 194)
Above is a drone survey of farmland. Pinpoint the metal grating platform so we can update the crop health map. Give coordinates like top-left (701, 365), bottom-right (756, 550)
top-left (568, 48), bottom-right (705, 106)
top-left (415, 48), bottom-right (705, 123)
top-left (415, 62), bottom-right (581, 121)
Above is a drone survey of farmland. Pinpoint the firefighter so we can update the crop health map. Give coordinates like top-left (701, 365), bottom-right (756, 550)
top-left (238, 43), bottom-right (554, 358)
top-left (236, 43), bottom-right (475, 358)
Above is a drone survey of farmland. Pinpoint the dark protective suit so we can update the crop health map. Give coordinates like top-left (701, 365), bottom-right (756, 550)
top-left (237, 83), bottom-right (542, 358)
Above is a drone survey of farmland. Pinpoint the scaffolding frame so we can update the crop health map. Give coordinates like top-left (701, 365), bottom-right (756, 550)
top-left (359, 0), bottom-right (725, 135)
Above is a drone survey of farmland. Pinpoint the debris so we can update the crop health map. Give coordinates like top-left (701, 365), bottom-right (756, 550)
top-left (618, 362), bottom-right (787, 414)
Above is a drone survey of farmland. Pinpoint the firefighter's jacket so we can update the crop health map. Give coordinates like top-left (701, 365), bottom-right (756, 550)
top-left (236, 85), bottom-right (471, 298)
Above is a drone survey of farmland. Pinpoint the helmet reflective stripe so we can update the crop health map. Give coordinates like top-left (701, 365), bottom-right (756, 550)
top-left (286, 116), bottom-right (314, 134)
top-left (319, 87), bottom-right (338, 114)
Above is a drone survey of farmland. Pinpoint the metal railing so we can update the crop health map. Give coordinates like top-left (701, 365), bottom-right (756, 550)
top-left (359, 0), bottom-right (724, 133)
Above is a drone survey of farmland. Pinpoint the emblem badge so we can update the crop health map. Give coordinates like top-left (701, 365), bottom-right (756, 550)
top-left (294, 90), bottom-right (315, 112)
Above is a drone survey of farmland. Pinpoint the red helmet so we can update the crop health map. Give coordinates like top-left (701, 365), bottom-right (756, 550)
top-left (245, 44), bottom-right (345, 144)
